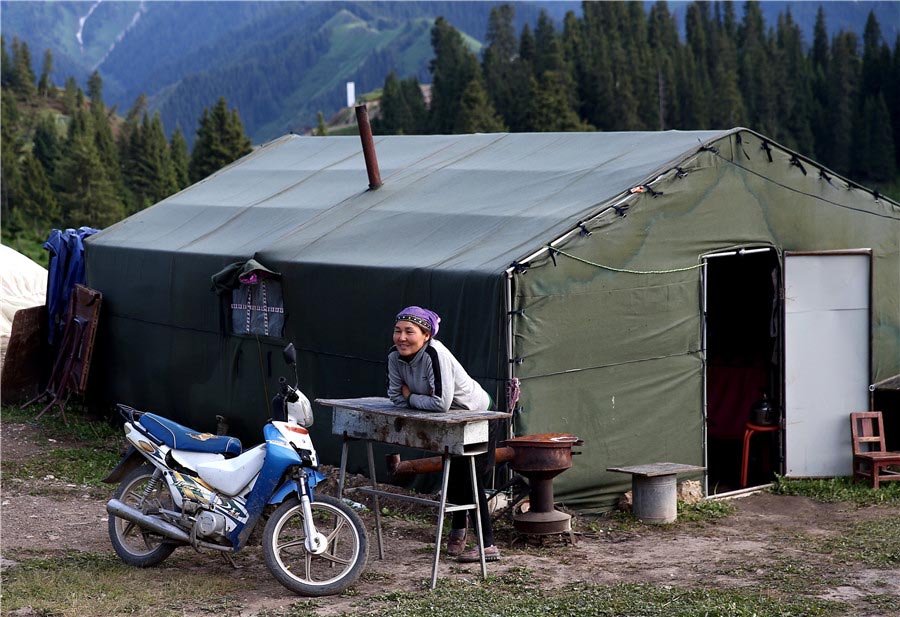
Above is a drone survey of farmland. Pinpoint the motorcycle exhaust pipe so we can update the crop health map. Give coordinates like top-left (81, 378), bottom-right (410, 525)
top-left (107, 499), bottom-right (191, 544)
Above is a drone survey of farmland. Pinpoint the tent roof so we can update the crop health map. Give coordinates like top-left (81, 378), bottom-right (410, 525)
top-left (90, 130), bottom-right (729, 273)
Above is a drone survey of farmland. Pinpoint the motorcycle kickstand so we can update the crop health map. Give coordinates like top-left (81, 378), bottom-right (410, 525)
top-left (218, 552), bottom-right (241, 569)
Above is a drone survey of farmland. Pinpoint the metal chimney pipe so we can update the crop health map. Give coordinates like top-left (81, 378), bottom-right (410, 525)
top-left (355, 104), bottom-right (383, 190)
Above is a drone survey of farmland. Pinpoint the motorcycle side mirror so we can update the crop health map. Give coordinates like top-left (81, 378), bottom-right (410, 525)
top-left (283, 343), bottom-right (300, 387)
top-left (283, 344), bottom-right (297, 366)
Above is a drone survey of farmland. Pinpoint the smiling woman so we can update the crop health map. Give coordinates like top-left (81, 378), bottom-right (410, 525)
top-left (386, 305), bottom-right (501, 563)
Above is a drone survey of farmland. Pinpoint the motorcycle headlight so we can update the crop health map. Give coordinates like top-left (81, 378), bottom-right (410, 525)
top-left (286, 390), bottom-right (314, 428)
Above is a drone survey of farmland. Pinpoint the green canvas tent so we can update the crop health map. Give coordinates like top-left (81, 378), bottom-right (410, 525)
top-left (86, 129), bottom-right (900, 512)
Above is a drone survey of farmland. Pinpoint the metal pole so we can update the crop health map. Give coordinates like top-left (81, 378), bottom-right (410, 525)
top-left (355, 105), bottom-right (383, 190)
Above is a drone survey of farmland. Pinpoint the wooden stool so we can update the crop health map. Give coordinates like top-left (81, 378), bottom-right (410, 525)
top-left (741, 422), bottom-right (779, 487)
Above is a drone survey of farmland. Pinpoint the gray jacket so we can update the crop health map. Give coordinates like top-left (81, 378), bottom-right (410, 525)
top-left (387, 339), bottom-right (490, 412)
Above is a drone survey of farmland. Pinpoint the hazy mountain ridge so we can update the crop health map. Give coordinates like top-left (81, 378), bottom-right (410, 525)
top-left (2, 1), bottom-right (895, 144)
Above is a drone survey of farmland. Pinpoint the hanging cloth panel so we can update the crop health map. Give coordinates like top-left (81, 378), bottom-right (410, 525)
top-left (230, 278), bottom-right (284, 338)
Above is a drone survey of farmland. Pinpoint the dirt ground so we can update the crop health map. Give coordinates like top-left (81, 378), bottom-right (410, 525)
top-left (2, 419), bottom-right (899, 616)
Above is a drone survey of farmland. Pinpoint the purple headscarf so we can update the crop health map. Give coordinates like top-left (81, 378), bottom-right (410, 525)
top-left (396, 306), bottom-right (441, 337)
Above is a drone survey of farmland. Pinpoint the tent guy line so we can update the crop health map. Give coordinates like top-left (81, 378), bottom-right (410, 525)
top-left (515, 349), bottom-right (700, 381)
top-left (548, 247), bottom-right (706, 275)
top-left (709, 148), bottom-right (900, 221)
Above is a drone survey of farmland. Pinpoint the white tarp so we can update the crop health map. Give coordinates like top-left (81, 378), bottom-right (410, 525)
top-left (1, 244), bottom-right (47, 350)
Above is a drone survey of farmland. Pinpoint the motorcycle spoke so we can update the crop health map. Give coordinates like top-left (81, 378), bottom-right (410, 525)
top-left (277, 537), bottom-right (306, 551)
top-left (304, 550), bottom-right (313, 580)
top-left (323, 517), bottom-right (348, 543)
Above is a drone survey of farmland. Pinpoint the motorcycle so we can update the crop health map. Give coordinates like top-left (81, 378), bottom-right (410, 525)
top-left (102, 344), bottom-right (368, 597)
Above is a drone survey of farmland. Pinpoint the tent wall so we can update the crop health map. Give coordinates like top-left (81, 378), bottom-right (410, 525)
top-left (510, 131), bottom-right (900, 512)
top-left (87, 243), bottom-right (505, 465)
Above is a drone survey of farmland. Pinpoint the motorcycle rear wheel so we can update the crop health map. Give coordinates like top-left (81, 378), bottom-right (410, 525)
top-left (263, 494), bottom-right (368, 596)
top-left (108, 464), bottom-right (178, 567)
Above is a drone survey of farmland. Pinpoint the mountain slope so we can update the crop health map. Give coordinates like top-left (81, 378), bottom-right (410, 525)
top-left (3, 1), bottom-right (896, 145)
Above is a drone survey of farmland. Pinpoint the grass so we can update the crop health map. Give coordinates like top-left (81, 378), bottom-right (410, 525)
top-left (331, 575), bottom-right (842, 617)
top-left (578, 498), bottom-right (736, 533)
top-left (0, 551), bottom-right (245, 617)
top-left (796, 516), bottom-right (900, 568)
top-left (1, 403), bottom-right (122, 487)
top-left (771, 475), bottom-right (900, 506)
top-left (3, 412), bottom-right (897, 616)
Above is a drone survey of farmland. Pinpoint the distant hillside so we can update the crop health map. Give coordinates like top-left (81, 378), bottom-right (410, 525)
top-left (2, 1), bottom-right (896, 145)
top-left (1, 1), bottom-right (571, 144)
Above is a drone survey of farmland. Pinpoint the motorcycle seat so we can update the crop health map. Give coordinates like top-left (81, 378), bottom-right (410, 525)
top-left (139, 413), bottom-right (242, 456)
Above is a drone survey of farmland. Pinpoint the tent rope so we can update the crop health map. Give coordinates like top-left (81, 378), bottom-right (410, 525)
top-left (708, 149), bottom-right (900, 221)
top-left (549, 247), bottom-right (705, 275)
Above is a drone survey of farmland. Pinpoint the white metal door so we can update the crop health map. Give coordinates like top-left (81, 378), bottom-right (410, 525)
top-left (784, 251), bottom-right (871, 477)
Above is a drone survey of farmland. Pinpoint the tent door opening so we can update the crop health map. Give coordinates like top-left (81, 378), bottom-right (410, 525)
top-left (703, 248), bottom-right (781, 494)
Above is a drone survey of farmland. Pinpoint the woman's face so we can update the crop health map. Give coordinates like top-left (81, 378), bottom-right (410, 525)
top-left (393, 320), bottom-right (430, 357)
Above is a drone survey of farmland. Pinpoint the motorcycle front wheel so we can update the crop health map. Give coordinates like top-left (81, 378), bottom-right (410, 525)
top-left (263, 494), bottom-right (368, 596)
top-left (108, 464), bottom-right (178, 567)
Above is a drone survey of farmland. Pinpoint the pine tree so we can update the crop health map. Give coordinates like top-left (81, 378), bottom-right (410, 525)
top-left (10, 37), bottom-right (36, 99)
top-left (84, 71), bottom-right (127, 207)
top-left (823, 32), bottom-right (860, 175)
top-left (852, 94), bottom-right (897, 183)
top-left (32, 113), bottom-right (62, 178)
top-left (579, 3), bottom-right (616, 130)
top-left (17, 152), bottom-right (60, 235)
top-left (428, 17), bottom-right (479, 134)
top-left (860, 11), bottom-right (888, 101)
top-left (518, 23), bottom-right (535, 66)
top-left (125, 112), bottom-right (178, 209)
top-left (399, 77), bottom-right (427, 134)
top-left (625, 1), bottom-right (656, 130)
top-left (0, 36), bottom-right (11, 88)
top-left (708, 4), bottom-right (744, 128)
top-left (561, 10), bottom-right (588, 120)
top-left (648, 1), bottom-right (682, 130)
top-left (315, 111), bottom-right (328, 136)
top-left (62, 77), bottom-right (79, 114)
top-left (1, 90), bottom-right (24, 235)
top-left (889, 35), bottom-right (900, 173)
top-left (604, 3), bottom-right (641, 130)
top-left (377, 71), bottom-right (412, 135)
top-left (809, 7), bottom-right (830, 162)
top-left (189, 97), bottom-right (253, 183)
top-left (87, 70), bottom-right (105, 113)
top-left (526, 71), bottom-right (592, 132)
top-left (456, 75), bottom-right (506, 133)
top-left (773, 11), bottom-right (814, 152)
top-left (738, 2), bottom-right (776, 135)
top-left (483, 4), bottom-right (528, 131)
top-left (170, 128), bottom-right (190, 190)
top-left (37, 49), bottom-right (53, 97)
top-left (532, 9), bottom-right (580, 124)
top-left (55, 114), bottom-right (124, 229)
top-left (533, 10), bottom-right (562, 80)
top-left (684, 2), bottom-right (713, 128)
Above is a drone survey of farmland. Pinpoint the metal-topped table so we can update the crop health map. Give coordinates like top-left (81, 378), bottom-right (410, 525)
top-left (317, 397), bottom-right (511, 588)
top-left (607, 462), bottom-right (706, 523)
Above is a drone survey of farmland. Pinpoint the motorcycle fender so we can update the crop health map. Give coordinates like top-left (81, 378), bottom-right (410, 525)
top-left (268, 469), bottom-right (325, 505)
top-left (102, 446), bottom-right (144, 484)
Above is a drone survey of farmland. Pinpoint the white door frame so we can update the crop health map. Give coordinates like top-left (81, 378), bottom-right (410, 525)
top-left (700, 246), bottom-right (776, 494)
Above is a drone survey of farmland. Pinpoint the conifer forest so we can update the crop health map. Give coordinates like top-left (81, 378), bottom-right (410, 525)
top-left (2, 2), bottom-right (898, 265)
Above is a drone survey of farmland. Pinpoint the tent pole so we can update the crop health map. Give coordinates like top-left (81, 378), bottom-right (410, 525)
top-left (504, 270), bottom-right (515, 440)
